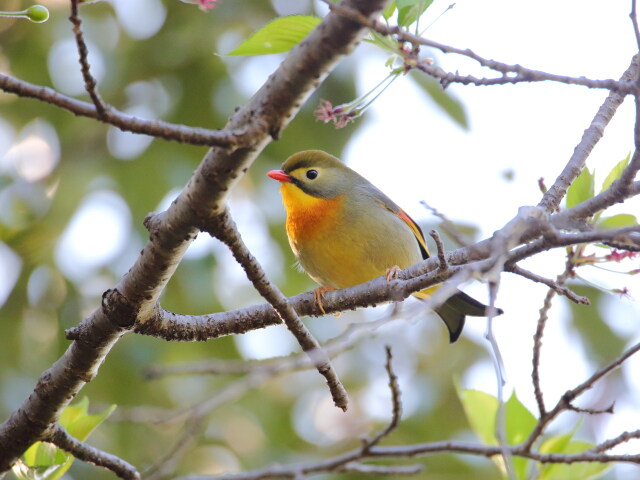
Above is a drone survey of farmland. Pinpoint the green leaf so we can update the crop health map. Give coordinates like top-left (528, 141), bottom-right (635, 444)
top-left (540, 432), bottom-right (574, 454)
top-left (13, 398), bottom-right (116, 480)
top-left (597, 214), bottom-right (638, 230)
top-left (504, 392), bottom-right (536, 445)
top-left (382, 1), bottom-right (396, 21)
top-left (12, 457), bottom-right (61, 480)
top-left (566, 167), bottom-right (595, 209)
top-left (59, 396), bottom-right (116, 441)
top-left (538, 433), bottom-right (574, 480)
top-left (408, 71), bottom-right (468, 129)
top-left (225, 16), bottom-right (321, 56)
top-left (457, 388), bottom-right (498, 445)
top-left (366, 29), bottom-right (401, 55)
top-left (505, 392), bottom-right (537, 480)
top-left (601, 153), bottom-right (630, 192)
top-left (539, 440), bottom-right (610, 480)
top-left (458, 389), bottom-right (538, 480)
top-left (566, 284), bottom-right (626, 364)
top-left (397, 0), bottom-right (434, 27)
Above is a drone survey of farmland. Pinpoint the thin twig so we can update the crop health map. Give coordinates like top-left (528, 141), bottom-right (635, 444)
top-left (523, 340), bottom-right (640, 450)
top-left (336, 463), bottom-right (422, 475)
top-left (144, 315), bottom-right (392, 379)
top-left (538, 54), bottom-right (639, 212)
top-left (0, 73), bottom-right (252, 147)
top-left (531, 289), bottom-right (554, 420)
top-left (588, 429), bottom-right (640, 453)
top-left (323, 0), bottom-right (635, 93)
top-left (508, 265), bottom-right (589, 305)
top-left (174, 344), bottom-right (420, 480)
top-left (485, 279), bottom-right (514, 480)
top-left (566, 402), bottom-right (615, 415)
top-left (631, 0), bottom-right (640, 52)
top-left (528, 256), bottom-right (575, 424)
top-left (204, 209), bottom-right (348, 411)
top-left (364, 346), bottom-right (403, 448)
top-left (174, 438), bottom-right (640, 480)
top-left (46, 425), bottom-right (140, 480)
top-left (421, 201), bottom-right (471, 247)
top-left (429, 230), bottom-right (449, 272)
top-left (144, 375), bottom-right (270, 480)
top-left (416, 61), bottom-right (628, 90)
top-left (132, 346), bottom-right (413, 472)
top-left (69, 0), bottom-right (106, 116)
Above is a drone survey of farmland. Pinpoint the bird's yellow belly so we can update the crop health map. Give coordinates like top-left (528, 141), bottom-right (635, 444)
top-left (280, 181), bottom-right (425, 291)
top-left (297, 240), bottom-right (391, 288)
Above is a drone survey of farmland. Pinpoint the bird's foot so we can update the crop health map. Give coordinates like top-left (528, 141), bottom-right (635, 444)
top-left (313, 286), bottom-right (336, 315)
top-left (386, 265), bottom-right (402, 282)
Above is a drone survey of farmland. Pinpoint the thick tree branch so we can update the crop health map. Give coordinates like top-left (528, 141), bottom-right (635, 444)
top-left (0, 0), bottom-right (388, 470)
top-left (144, 312), bottom-right (389, 379)
top-left (134, 219), bottom-right (639, 343)
top-left (554, 181), bottom-right (640, 225)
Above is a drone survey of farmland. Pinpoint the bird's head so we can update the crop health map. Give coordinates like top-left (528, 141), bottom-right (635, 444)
top-left (267, 150), bottom-right (353, 199)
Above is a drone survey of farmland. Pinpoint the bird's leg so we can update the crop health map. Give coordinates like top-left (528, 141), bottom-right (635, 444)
top-left (313, 286), bottom-right (335, 315)
top-left (386, 265), bottom-right (402, 282)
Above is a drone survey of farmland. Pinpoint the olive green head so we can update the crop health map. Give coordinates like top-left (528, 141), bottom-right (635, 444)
top-left (279, 150), bottom-right (357, 199)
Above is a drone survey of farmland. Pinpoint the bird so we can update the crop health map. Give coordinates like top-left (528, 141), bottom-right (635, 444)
top-left (267, 150), bottom-right (502, 343)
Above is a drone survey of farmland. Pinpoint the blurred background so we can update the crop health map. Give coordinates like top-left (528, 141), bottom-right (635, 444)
top-left (1, 0), bottom-right (639, 478)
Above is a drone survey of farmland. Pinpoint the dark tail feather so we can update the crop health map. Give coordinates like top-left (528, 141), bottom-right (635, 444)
top-left (434, 290), bottom-right (503, 343)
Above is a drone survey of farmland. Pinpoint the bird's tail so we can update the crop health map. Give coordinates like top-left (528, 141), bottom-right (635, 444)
top-left (415, 289), bottom-right (503, 343)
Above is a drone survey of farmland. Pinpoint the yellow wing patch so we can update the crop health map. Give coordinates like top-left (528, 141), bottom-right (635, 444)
top-left (394, 207), bottom-right (430, 259)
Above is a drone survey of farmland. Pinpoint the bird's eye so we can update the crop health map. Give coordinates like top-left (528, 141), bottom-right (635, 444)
top-left (306, 169), bottom-right (318, 180)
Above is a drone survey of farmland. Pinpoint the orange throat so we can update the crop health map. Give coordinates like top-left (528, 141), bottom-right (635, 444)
top-left (280, 183), bottom-right (343, 250)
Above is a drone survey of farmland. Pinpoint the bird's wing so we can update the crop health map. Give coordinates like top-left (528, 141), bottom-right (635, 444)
top-left (395, 207), bottom-right (430, 260)
top-left (361, 179), bottom-right (431, 260)
top-left (375, 195), bottom-right (430, 260)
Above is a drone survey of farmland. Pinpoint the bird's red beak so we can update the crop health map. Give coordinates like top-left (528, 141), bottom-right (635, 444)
top-left (267, 170), bottom-right (292, 183)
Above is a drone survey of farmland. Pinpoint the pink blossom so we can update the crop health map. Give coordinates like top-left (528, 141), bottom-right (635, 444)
top-left (314, 99), bottom-right (339, 123)
top-left (612, 287), bottom-right (631, 298)
top-left (605, 250), bottom-right (639, 262)
top-left (198, 0), bottom-right (219, 11)
top-left (314, 99), bottom-right (356, 129)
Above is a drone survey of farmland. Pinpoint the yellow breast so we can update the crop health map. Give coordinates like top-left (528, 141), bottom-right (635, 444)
top-left (280, 182), bottom-right (423, 290)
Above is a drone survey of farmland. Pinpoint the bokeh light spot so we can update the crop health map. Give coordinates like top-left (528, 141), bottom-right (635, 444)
top-left (55, 190), bottom-right (132, 282)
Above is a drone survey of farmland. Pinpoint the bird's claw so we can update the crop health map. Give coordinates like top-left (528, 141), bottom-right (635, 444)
top-left (313, 286), bottom-right (335, 315)
top-left (386, 265), bottom-right (401, 282)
